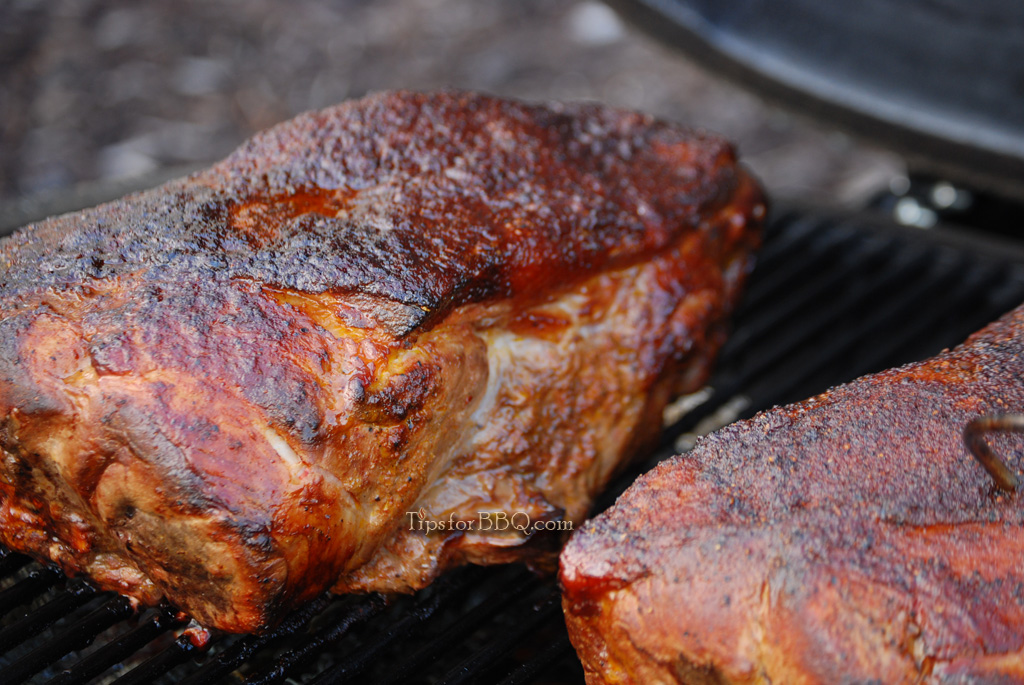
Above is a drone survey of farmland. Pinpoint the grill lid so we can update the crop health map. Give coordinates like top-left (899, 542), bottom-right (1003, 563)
top-left (608, 0), bottom-right (1024, 199)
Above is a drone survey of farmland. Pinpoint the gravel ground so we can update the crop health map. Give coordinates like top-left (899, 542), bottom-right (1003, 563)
top-left (0, 0), bottom-right (902, 209)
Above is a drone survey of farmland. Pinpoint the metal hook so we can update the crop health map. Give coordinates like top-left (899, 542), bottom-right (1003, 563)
top-left (964, 413), bottom-right (1024, 492)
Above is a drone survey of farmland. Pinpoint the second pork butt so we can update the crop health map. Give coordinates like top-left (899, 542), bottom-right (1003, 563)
top-left (0, 91), bottom-right (763, 633)
top-left (562, 302), bottom-right (1024, 683)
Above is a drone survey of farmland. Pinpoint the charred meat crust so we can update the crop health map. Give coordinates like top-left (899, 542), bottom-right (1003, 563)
top-left (0, 90), bottom-right (743, 334)
top-left (0, 91), bottom-right (763, 633)
top-left (561, 303), bottom-right (1024, 684)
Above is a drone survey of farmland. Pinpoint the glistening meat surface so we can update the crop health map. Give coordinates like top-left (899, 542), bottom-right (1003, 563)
top-left (0, 91), bottom-right (762, 633)
top-left (561, 302), bottom-right (1024, 684)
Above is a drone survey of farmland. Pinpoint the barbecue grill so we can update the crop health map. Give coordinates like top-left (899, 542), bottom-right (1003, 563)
top-left (5, 1), bottom-right (1024, 682)
top-left (4, 202), bottom-right (1024, 683)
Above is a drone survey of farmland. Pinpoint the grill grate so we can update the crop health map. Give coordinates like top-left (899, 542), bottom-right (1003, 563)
top-left (3, 207), bottom-right (1024, 684)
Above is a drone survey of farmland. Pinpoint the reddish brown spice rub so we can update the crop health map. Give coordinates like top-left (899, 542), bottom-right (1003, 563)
top-left (0, 91), bottom-right (762, 633)
top-left (561, 303), bottom-right (1024, 683)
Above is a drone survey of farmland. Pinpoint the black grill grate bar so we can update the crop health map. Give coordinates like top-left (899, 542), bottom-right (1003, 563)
top-left (249, 593), bottom-right (387, 685)
top-left (841, 263), bottom-right (1024, 386)
top-left (744, 210), bottom-right (815, 265)
top-left (725, 213), bottom-right (817, 296)
top-left (728, 231), bottom-right (875, 342)
top-left (718, 239), bottom-right (911, 383)
top-left (721, 234), bottom-right (886, 358)
top-left (174, 594), bottom-right (337, 685)
top-left (0, 580), bottom-right (97, 652)
top-left (45, 608), bottom-right (185, 685)
top-left (0, 566), bottom-right (63, 618)
top-left (732, 216), bottom-right (855, 318)
top-left (735, 245), bottom-right (928, 378)
top-left (377, 570), bottom-right (541, 685)
top-left (742, 252), bottom-right (992, 413)
top-left (435, 588), bottom-right (561, 685)
top-left (496, 633), bottom-right (576, 685)
top-left (111, 634), bottom-right (201, 685)
top-left (299, 570), bottom-right (485, 685)
top-left (5, 594), bottom-right (134, 685)
top-left (949, 271), bottom-right (1024, 348)
top-left (741, 269), bottom-right (954, 412)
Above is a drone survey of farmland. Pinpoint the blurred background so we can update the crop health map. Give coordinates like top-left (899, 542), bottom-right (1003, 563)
top-left (0, 0), bottom-right (904, 217)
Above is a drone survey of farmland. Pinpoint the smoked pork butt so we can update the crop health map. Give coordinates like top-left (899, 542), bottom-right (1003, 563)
top-left (561, 303), bottom-right (1024, 683)
top-left (0, 91), bottom-right (762, 632)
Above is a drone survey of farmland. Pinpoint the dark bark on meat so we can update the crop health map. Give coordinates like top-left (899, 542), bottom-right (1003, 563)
top-left (0, 91), bottom-right (762, 633)
top-left (561, 302), bottom-right (1024, 684)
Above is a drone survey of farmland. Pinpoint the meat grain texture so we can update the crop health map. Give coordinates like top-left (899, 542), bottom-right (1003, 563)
top-left (561, 302), bottom-right (1024, 683)
top-left (0, 91), bottom-right (763, 633)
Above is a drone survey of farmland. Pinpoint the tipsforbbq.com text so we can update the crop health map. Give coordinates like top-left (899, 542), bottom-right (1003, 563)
top-left (405, 509), bottom-right (573, 534)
